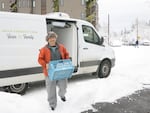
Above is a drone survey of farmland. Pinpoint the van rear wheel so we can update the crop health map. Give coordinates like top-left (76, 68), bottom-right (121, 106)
top-left (98, 60), bottom-right (111, 78)
top-left (8, 83), bottom-right (28, 95)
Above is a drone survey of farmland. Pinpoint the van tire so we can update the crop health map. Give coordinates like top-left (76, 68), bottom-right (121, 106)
top-left (8, 83), bottom-right (28, 95)
top-left (98, 60), bottom-right (111, 78)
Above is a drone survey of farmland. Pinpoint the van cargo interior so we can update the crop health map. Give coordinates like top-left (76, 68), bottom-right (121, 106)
top-left (46, 19), bottom-right (78, 68)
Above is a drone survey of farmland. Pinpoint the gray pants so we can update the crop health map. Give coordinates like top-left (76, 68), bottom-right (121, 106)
top-left (45, 77), bottom-right (67, 108)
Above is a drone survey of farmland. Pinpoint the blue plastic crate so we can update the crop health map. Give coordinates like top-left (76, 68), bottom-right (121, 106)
top-left (48, 59), bottom-right (74, 81)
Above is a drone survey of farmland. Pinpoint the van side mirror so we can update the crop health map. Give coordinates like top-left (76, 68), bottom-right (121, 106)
top-left (99, 37), bottom-right (104, 45)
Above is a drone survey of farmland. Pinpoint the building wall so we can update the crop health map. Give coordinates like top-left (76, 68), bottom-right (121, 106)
top-left (41, 0), bottom-right (46, 14)
top-left (46, 0), bottom-right (53, 14)
top-left (0, 0), bottom-right (88, 19)
top-left (17, 0), bottom-right (53, 14)
top-left (0, 0), bottom-right (10, 12)
top-left (0, 0), bottom-right (98, 27)
top-left (17, 0), bottom-right (41, 14)
top-left (17, 0), bottom-right (32, 13)
top-left (59, 0), bottom-right (86, 19)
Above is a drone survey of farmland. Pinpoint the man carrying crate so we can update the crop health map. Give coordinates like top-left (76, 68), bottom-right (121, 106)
top-left (38, 31), bottom-right (69, 111)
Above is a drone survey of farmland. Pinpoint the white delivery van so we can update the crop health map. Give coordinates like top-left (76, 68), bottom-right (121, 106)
top-left (0, 11), bottom-right (115, 94)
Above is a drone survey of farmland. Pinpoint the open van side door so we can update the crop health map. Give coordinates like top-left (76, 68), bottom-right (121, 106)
top-left (46, 19), bottom-right (78, 71)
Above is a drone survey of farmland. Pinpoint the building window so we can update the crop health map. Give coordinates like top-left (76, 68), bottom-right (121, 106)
top-left (22, 0), bottom-right (26, 7)
top-left (81, 0), bottom-right (85, 5)
top-left (1, 3), bottom-right (5, 9)
top-left (59, 0), bottom-right (64, 6)
top-left (33, 0), bottom-right (36, 8)
top-left (27, 0), bottom-right (30, 8)
top-left (81, 12), bottom-right (86, 20)
top-left (18, 0), bottom-right (21, 7)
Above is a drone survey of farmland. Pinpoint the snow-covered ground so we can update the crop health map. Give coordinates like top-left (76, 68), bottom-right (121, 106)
top-left (0, 46), bottom-right (150, 113)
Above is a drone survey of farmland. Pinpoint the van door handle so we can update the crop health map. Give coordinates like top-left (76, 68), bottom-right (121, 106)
top-left (83, 47), bottom-right (88, 50)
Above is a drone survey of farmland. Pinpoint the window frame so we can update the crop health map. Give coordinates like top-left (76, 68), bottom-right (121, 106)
top-left (1, 3), bottom-right (5, 9)
top-left (82, 25), bottom-right (101, 45)
top-left (33, 0), bottom-right (36, 8)
top-left (81, 0), bottom-right (86, 5)
top-left (59, 0), bottom-right (64, 6)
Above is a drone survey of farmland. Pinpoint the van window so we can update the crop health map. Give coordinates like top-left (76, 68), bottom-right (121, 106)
top-left (82, 25), bottom-right (100, 45)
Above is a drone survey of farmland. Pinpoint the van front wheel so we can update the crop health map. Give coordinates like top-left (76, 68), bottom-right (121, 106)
top-left (8, 83), bottom-right (28, 95)
top-left (98, 60), bottom-right (111, 78)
